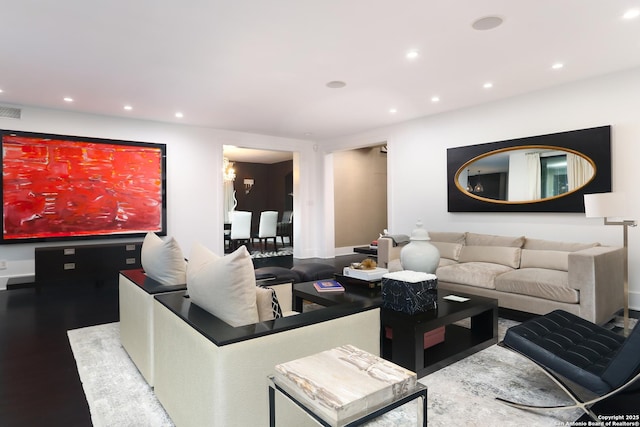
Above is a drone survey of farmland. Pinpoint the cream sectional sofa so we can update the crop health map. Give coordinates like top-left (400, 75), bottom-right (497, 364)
top-left (378, 232), bottom-right (624, 325)
top-left (120, 270), bottom-right (381, 427)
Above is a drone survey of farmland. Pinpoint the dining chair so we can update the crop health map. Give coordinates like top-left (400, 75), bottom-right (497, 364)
top-left (277, 210), bottom-right (293, 247)
top-left (229, 211), bottom-right (252, 252)
top-left (254, 211), bottom-right (278, 252)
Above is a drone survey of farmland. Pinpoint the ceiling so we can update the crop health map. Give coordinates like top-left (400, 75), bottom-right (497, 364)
top-left (1, 1), bottom-right (639, 141)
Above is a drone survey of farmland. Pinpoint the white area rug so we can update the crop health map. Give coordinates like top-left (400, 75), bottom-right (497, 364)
top-left (68, 320), bottom-right (593, 426)
top-left (67, 323), bottom-right (173, 427)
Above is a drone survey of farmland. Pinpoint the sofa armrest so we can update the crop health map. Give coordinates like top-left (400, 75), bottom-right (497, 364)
top-left (377, 237), bottom-right (404, 269)
top-left (568, 246), bottom-right (624, 324)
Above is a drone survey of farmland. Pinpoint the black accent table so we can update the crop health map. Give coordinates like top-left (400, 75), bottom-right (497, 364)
top-left (382, 292), bottom-right (498, 378)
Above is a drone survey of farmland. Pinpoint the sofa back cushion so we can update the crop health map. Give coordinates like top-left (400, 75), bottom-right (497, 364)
top-left (523, 238), bottom-right (599, 251)
top-left (520, 249), bottom-right (570, 272)
top-left (428, 231), bottom-right (466, 244)
top-left (466, 233), bottom-right (525, 248)
top-left (431, 241), bottom-right (463, 261)
top-left (141, 232), bottom-right (187, 286)
top-left (187, 243), bottom-right (259, 327)
top-left (458, 245), bottom-right (522, 268)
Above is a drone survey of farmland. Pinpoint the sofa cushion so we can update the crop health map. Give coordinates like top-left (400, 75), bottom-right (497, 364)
top-left (458, 245), bottom-right (522, 268)
top-left (438, 258), bottom-right (458, 267)
top-left (431, 241), bottom-right (463, 261)
top-left (436, 262), bottom-right (514, 289)
top-left (466, 232), bottom-right (525, 248)
top-left (141, 232), bottom-right (187, 286)
top-left (520, 249), bottom-right (569, 272)
top-left (523, 238), bottom-right (599, 251)
top-left (495, 268), bottom-right (578, 304)
top-left (428, 231), bottom-right (466, 244)
top-left (187, 244), bottom-right (259, 327)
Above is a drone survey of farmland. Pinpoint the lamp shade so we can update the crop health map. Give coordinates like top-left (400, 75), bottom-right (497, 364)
top-left (584, 192), bottom-right (628, 218)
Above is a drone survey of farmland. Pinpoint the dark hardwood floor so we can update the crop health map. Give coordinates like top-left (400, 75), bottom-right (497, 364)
top-left (1, 251), bottom-right (636, 426)
top-left (0, 281), bottom-right (119, 427)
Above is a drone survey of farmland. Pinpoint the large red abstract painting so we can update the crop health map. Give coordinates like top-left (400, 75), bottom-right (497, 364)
top-left (2, 131), bottom-right (166, 242)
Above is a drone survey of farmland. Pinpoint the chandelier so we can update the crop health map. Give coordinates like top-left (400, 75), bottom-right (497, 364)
top-left (223, 157), bottom-right (236, 182)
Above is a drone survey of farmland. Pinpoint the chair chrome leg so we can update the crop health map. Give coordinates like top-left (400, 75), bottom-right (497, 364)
top-left (497, 345), bottom-right (640, 422)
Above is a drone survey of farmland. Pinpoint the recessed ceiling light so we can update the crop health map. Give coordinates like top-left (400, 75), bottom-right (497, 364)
top-left (406, 50), bottom-right (419, 60)
top-left (431, 96), bottom-right (440, 102)
top-left (124, 105), bottom-right (133, 111)
top-left (552, 63), bottom-right (564, 70)
top-left (483, 82), bottom-right (493, 89)
top-left (623, 9), bottom-right (640, 19)
top-left (326, 81), bottom-right (346, 89)
top-left (175, 112), bottom-right (184, 118)
top-left (63, 97), bottom-right (73, 102)
top-left (0, 89), bottom-right (4, 94)
top-left (389, 108), bottom-right (398, 114)
top-left (472, 16), bottom-right (504, 31)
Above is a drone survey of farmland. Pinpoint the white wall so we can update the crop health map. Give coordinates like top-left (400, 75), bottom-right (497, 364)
top-left (0, 107), bottom-right (316, 289)
top-left (321, 67), bottom-right (640, 310)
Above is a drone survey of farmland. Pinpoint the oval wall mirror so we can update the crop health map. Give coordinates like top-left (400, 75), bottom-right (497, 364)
top-left (447, 126), bottom-right (612, 213)
top-left (455, 146), bottom-right (596, 204)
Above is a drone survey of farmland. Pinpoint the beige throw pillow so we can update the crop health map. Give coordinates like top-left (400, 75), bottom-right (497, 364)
top-left (458, 245), bottom-right (522, 268)
top-left (520, 249), bottom-right (570, 272)
top-left (187, 244), bottom-right (259, 327)
top-left (141, 232), bottom-right (187, 286)
top-left (431, 241), bottom-right (463, 261)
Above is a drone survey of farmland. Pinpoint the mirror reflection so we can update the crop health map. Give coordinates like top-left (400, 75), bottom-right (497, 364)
top-left (456, 146), bottom-right (595, 203)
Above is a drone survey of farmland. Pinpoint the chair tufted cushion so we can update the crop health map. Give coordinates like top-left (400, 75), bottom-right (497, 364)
top-left (503, 310), bottom-right (625, 395)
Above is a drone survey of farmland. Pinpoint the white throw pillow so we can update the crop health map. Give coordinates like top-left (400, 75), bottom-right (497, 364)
top-left (187, 244), bottom-right (259, 327)
top-left (141, 232), bottom-right (187, 286)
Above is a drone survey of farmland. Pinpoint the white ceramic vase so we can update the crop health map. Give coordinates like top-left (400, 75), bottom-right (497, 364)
top-left (400, 220), bottom-right (440, 274)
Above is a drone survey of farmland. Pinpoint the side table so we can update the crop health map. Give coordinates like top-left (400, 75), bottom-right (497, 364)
top-left (269, 344), bottom-right (427, 427)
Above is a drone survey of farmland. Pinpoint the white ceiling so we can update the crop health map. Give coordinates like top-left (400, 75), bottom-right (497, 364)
top-left (1, 1), bottom-right (639, 141)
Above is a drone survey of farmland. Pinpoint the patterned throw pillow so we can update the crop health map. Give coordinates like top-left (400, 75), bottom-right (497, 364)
top-left (266, 287), bottom-right (283, 319)
top-left (255, 285), bottom-right (283, 321)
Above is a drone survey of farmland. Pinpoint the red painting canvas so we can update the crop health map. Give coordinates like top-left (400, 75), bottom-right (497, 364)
top-left (2, 132), bottom-right (165, 241)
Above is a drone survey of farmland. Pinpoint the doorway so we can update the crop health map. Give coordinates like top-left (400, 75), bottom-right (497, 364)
top-left (223, 146), bottom-right (294, 254)
top-left (333, 144), bottom-right (388, 250)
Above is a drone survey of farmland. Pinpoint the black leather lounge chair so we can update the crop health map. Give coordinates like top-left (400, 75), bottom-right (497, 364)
top-left (497, 310), bottom-right (640, 421)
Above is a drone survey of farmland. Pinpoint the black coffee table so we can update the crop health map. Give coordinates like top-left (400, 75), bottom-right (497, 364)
top-left (382, 291), bottom-right (498, 378)
top-left (292, 282), bottom-right (498, 378)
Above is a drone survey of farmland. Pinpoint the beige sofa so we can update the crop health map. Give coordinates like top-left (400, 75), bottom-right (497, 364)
top-left (378, 232), bottom-right (624, 325)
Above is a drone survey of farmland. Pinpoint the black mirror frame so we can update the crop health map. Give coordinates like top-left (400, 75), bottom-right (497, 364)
top-left (447, 126), bottom-right (612, 213)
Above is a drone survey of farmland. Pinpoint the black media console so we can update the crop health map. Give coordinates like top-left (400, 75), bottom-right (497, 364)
top-left (35, 242), bottom-right (143, 288)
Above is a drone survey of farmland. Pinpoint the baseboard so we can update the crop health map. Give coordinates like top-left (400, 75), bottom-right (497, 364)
top-left (5, 275), bottom-right (36, 290)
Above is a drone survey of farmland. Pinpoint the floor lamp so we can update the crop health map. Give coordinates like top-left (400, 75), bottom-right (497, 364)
top-left (584, 192), bottom-right (636, 336)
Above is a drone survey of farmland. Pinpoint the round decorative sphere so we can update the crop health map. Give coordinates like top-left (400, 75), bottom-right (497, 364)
top-left (400, 220), bottom-right (440, 274)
